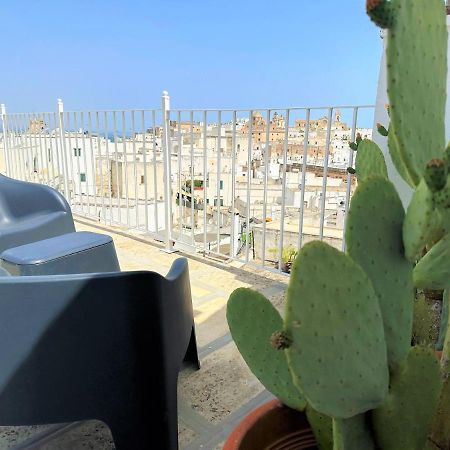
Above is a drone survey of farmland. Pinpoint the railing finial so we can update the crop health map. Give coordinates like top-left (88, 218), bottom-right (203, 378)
top-left (57, 98), bottom-right (64, 113)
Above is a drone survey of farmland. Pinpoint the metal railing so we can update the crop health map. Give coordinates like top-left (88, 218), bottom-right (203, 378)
top-left (0, 93), bottom-right (375, 273)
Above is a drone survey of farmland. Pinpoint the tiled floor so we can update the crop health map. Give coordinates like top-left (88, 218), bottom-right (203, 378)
top-left (0, 217), bottom-right (288, 449)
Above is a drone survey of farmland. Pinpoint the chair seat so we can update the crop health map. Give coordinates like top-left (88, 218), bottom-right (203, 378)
top-left (0, 231), bottom-right (120, 276)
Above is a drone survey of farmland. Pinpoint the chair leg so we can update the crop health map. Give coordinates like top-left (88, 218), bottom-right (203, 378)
top-left (183, 325), bottom-right (200, 370)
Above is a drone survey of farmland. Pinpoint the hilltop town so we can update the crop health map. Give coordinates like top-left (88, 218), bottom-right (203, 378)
top-left (1, 109), bottom-right (371, 267)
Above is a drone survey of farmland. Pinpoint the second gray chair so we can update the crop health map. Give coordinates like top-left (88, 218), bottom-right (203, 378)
top-left (0, 174), bottom-right (75, 253)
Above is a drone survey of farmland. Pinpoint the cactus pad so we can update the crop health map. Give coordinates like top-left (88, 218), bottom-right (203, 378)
top-left (436, 290), bottom-right (449, 351)
top-left (227, 288), bottom-right (306, 411)
top-left (425, 159), bottom-right (447, 193)
top-left (332, 415), bottom-right (375, 450)
top-left (431, 379), bottom-right (450, 450)
top-left (403, 179), bottom-right (441, 262)
top-left (346, 176), bottom-right (413, 370)
top-left (285, 241), bottom-right (388, 418)
top-left (434, 182), bottom-right (450, 209)
top-left (430, 300), bottom-right (450, 448)
top-left (373, 346), bottom-right (442, 450)
top-left (376, 123), bottom-right (388, 137)
top-left (305, 405), bottom-right (333, 450)
top-left (354, 140), bottom-right (388, 183)
top-left (413, 234), bottom-right (450, 290)
top-left (387, 0), bottom-right (447, 179)
top-left (388, 120), bottom-right (416, 187)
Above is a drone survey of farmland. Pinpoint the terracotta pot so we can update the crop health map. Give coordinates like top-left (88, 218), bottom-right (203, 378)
top-left (223, 399), bottom-right (317, 450)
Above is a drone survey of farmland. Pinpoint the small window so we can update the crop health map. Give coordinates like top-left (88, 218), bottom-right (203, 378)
top-left (140, 175), bottom-right (145, 185)
top-left (74, 148), bottom-right (81, 157)
top-left (80, 173), bottom-right (86, 182)
top-left (214, 198), bottom-right (224, 206)
top-left (48, 149), bottom-right (52, 162)
top-left (220, 180), bottom-right (224, 190)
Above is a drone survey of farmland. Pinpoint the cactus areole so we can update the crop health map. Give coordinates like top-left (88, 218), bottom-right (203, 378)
top-left (226, 1), bottom-right (450, 449)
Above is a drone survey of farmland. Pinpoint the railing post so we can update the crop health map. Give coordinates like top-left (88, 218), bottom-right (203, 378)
top-left (0, 104), bottom-right (10, 176)
top-left (57, 98), bottom-right (71, 202)
top-left (161, 90), bottom-right (176, 252)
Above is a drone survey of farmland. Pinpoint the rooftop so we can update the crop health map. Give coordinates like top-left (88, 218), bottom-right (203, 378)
top-left (0, 216), bottom-right (288, 449)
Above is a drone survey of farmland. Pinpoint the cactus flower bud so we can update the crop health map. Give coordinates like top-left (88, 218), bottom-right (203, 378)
top-left (366, 0), bottom-right (394, 29)
top-left (376, 123), bottom-right (389, 137)
top-left (270, 330), bottom-right (292, 350)
top-left (349, 142), bottom-right (358, 151)
top-left (424, 159), bottom-right (447, 192)
top-left (356, 133), bottom-right (362, 144)
top-left (347, 167), bottom-right (356, 175)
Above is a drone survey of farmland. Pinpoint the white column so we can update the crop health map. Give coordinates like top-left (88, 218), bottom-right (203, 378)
top-left (57, 98), bottom-right (71, 202)
top-left (0, 103), bottom-right (10, 175)
top-left (232, 212), bottom-right (240, 257)
top-left (161, 90), bottom-right (176, 252)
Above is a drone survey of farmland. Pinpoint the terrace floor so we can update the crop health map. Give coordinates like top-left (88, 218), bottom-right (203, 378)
top-left (0, 217), bottom-right (289, 449)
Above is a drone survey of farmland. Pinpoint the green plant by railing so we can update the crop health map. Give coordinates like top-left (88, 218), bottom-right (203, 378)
top-left (227, 1), bottom-right (450, 448)
top-left (268, 246), bottom-right (299, 273)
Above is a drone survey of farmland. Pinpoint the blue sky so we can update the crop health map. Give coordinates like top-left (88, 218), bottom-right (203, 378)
top-left (0, 0), bottom-right (382, 112)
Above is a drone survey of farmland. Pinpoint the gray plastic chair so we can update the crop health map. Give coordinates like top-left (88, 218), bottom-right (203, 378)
top-left (0, 174), bottom-right (75, 253)
top-left (0, 258), bottom-right (199, 450)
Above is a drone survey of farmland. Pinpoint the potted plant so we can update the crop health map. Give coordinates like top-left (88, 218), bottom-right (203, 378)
top-left (268, 246), bottom-right (298, 273)
top-left (225, 1), bottom-right (450, 449)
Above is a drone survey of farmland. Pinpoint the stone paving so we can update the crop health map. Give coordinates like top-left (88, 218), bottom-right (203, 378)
top-left (0, 217), bottom-right (288, 449)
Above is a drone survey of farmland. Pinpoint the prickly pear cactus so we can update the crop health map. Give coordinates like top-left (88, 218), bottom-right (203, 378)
top-left (386, 0), bottom-right (447, 183)
top-left (285, 241), bottom-right (389, 418)
top-left (387, 119), bottom-right (415, 187)
top-left (367, 0), bottom-right (394, 28)
top-left (372, 346), bottom-right (442, 450)
top-left (306, 405), bottom-right (333, 450)
top-left (424, 159), bottom-right (448, 193)
top-left (227, 288), bottom-right (306, 411)
top-left (332, 415), bottom-right (375, 450)
top-left (346, 176), bottom-right (413, 370)
top-left (437, 290), bottom-right (449, 351)
top-left (403, 179), bottom-right (442, 262)
top-left (430, 301), bottom-right (450, 448)
top-left (225, 1), bottom-right (450, 448)
top-left (353, 140), bottom-right (388, 182)
top-left (413, 234), bottom-right (450, 290)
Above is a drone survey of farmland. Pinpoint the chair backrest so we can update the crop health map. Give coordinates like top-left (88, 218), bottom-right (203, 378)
top-left (0, 258), bottom-right (193, 447)
top-left (0, 174), bottom-right (72, 224)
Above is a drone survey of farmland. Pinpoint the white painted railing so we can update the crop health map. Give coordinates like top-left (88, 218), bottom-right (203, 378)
top-left (0, 93), bottom-right (375, 273)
